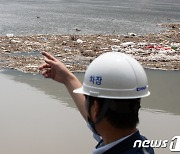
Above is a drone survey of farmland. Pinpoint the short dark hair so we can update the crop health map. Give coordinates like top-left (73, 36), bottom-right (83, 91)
top-left (86, 96), bottom-right (141, 129)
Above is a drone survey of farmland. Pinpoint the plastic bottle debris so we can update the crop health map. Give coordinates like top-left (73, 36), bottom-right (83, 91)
top-left (146, 45), bottom-right (172, 50)
top-left (171, 43), bottom-right (180, 50)
top-left (6, 34), bottom-right (14, 37)
top-left (111, 45), bottom-right (121, 51)
top-left (111, 39), bottom-right (120, 42)
top-left (128, 33), bottom-right (137, 36)
top-left (171, 46), bottom-right (178, 50)
top-left (171, 43), bottom-right (180, 47)
top-left (75, 28), bottom-right (81, 32)
top-left (138, 42), bottom-right (148, 46)
top-left (77, 39), bottom-right (84, 43)
top-left (10, 39), bottom-right (21, 43)
top-left (25, 64), bottom-right (38, 68)
top-left (121, 42), bottom-right (135, 47)
top-left (146, 45), bottom-right (154, 49)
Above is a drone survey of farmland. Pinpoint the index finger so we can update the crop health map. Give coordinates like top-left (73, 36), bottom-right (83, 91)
top-left (39, 63), bottom-right (51, 70)
top-left (42, 51), bottom-right (56, 61)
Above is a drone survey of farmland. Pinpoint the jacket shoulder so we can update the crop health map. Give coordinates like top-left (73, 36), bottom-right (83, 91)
top-left (103, 131), bottom-right (154, 154)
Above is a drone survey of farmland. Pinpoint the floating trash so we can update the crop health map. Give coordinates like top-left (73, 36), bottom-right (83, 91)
top-left (0, 23), bottom-right (179, 72)
top-left (128, 33), bottom-right (137, 36)
top-left (121, 42), bottom-right (135, 47)
top-left (25, 64), bottom-right (38, 68)
top-left (6, 33), bottom-right (14, 37)
top-left (76, 39), bottom-right (84, 43)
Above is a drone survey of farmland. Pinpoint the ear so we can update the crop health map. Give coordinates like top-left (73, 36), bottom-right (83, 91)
top-left (91, 100), bottom-right (101, 122)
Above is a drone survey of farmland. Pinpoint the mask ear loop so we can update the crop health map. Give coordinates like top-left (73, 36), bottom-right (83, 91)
top-left (95, 100), bottom-right (110, 124)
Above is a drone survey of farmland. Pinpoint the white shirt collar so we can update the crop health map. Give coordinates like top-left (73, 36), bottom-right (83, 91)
top-left (93, 131), bottom-right (137, 154)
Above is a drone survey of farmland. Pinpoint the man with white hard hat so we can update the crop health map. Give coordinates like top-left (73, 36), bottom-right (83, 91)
top-left (39, 51), bottom-right (154, 154)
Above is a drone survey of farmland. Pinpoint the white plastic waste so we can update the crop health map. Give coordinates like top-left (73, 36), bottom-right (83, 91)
top-left (6, 34), bottom-right (14, 37)
top-left (121, 42), bottom-right (135, 47)
top-left (77, 39), bottom-right (83, 43)
top-left (128, 33), bottom-right (137, 36)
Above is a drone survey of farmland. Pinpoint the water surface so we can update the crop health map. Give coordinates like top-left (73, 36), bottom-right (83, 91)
top-left (0, 69), bottom-right (180, 154)
top-left (0, 0), bottom-right (180, 35)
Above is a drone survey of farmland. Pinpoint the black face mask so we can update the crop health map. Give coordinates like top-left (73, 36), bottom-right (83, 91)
top-left (85, 95), bottom-right (99, 135)
top-left (87, 116), bottom-right (100, 136)
top-left (85, 95), bottom-right (110, 136)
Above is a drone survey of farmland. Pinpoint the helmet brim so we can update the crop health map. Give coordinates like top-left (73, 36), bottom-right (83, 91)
top-left (73, 87), bottom-right (85, 94)
top-left (73, 87), bottom-right (151, 99)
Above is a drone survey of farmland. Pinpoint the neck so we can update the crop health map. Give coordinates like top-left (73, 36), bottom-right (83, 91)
top-left (97, 120), bottom-right (137, 144)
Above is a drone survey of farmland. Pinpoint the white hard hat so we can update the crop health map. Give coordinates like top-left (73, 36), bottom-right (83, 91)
top-left (74, 52), bottom-right (150, 99)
